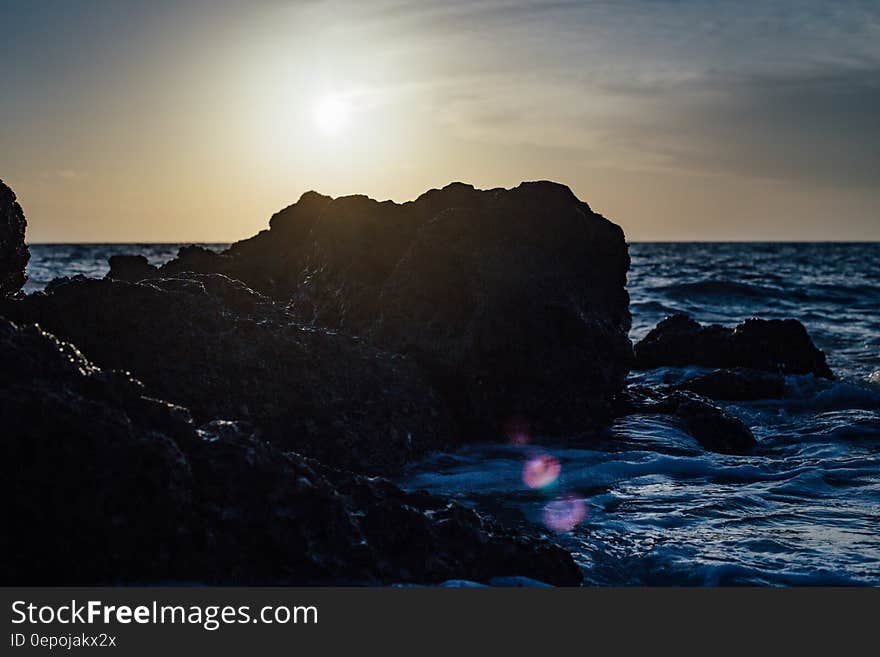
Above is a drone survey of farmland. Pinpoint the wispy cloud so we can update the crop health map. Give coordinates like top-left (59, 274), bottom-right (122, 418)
top-left (337, 0), bottom-right (880, 185)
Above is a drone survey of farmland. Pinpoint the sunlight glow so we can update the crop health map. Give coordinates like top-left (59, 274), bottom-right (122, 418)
top-left (312, 95), bottom-right (351, 135)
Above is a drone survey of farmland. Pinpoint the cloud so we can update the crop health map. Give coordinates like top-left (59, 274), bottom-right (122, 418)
top-left (632, 68), bottom-right (880, 188)
top-left (347, 1), bottom-right (880, 187)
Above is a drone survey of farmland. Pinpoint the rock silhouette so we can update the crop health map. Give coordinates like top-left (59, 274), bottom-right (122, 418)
top-left (106, 254), bottom-right (158, 282)
top-left (2, 273), bottom-right (455, 475)
top-left (373, 184), bottom-right (632, 440)
top-left (0, 317), bottom-right (581, 586)
top-left (0, 180), bottom-right (29, 298)
top-left (129, 182), bottom-right (633, 440)
top-left (634, 314), bottom-right (833, 379)
top-left (7, 179), bottom-right (838, 586)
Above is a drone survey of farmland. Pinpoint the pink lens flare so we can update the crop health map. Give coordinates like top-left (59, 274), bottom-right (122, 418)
top-left (542, 496), bottom-right (587, 533)
top-left (522, 454), bottom-right (561, 489)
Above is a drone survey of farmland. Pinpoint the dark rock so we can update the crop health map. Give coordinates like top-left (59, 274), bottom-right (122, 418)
top-left (191, 422), bottom-right (582, 586)
top-left (616, 387), bottom-right (757, 454)
top-left (0, 318), bottom-right (198, 584)
top-left (678, 368), bottom-right (787, 400)
top-left (0, 179), bottom-right (29, 298)
top-left (106, 254), bottom-right (158, 282)
top-left (151, 181), bottom-right (633, 440)
top-left (1, 273), bottom-right (455, 476)
top-left (1, 317), bottom-right (581, 585)
top-left (373, 184), bottom-right (633, 440)
top-left (160, 245), bottom-right (229, 277)
top-left (661, 392), bottom-right (757, 454)
top-left (634, 314), bottom-right (833, 379)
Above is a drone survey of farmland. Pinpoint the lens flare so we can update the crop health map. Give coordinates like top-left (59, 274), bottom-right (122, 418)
top-left (523, 454), bottom-right (561, 489)
top-left (542, 496), bottom-right (587, 533)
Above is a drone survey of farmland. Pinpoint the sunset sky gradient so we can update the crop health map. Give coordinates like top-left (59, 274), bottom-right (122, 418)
top-left (2, 0), bottom-right (878, 242)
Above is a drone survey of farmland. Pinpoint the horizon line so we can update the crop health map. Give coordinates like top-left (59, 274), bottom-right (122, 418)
top-left (25, 239), bottom-right (880, 246)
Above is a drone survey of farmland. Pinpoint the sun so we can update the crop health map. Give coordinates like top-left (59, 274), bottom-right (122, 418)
top-left (312, 95), bottom-right (350, 136)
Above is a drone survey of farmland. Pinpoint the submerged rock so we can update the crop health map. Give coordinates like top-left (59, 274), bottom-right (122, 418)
top-left (0, 318), bottom-right (581, 586)
top-left (634, 314), bottom-right (833, 379)
top-left (678, 368), bottom-right (787, 400)
top-left (659, 391), bottom-right (757, 454)
top-left (1, 273), bottom-right (455, 476)
top-left (0, 180), bottom-right (29, 298)
top-left (128, 181), bottom-right (633, 440)
top-left (616, 387), bottom-right (757, 454)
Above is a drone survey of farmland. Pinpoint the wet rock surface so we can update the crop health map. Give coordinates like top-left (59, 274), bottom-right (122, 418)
top-left (0, 180), bottom-right (29, 298)
top-left (616, 387), bottom-right (758, 454)
top-left (1, 273), bottom-right (455, 476)
top-left (137, 182), bottom-right (633, 440)
top-left (0, 318), bottom-right (581, 586)
top-left (634, 314), bottom-right (833, 379)
top-left (659, 391), bottom-right (758, 454)
top-left (677, 367), bottom-right (787, 400)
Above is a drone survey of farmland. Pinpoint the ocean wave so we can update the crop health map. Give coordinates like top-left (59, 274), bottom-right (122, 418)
top-left (642, 277), bottom-right (879, 310)
top-left (729, 378), bottom-right (880, 427)
top-left (648, 279), bottom-right (782, 301)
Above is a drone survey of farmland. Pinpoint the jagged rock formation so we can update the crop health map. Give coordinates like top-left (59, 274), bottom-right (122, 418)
top-left (1, 273), bottom-right (455, 475)
top-left (115, 182), bottom-right (633, 440)
top-left (0, 179), bottom-right (29, 298)
top-left (0, 317), bottom-right (581, 586)
top-left (634, 314), bottom-right (833, 379)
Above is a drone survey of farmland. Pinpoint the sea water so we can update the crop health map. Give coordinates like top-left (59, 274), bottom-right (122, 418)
top-left (402, 243), bottom-right (880, 585)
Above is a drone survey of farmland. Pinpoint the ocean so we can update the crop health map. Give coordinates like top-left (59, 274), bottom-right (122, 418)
top-left (24, 242), bottom-right (880, 585)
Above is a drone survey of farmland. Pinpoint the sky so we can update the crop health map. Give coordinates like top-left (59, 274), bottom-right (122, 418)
top-left (1, 0), bottom-right (878, 242)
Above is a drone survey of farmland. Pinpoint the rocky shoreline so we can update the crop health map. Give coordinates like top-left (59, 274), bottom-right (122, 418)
top-left (1, 178), bottom-right (834, 585)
